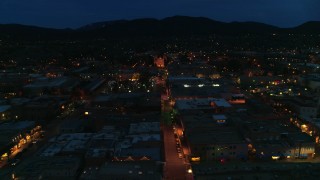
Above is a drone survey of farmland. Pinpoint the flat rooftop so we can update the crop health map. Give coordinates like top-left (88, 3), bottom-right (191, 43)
top-left (24, 77), bottom-right (68, 88)
top-left (13, 156), bottom-right (81, 179)
top-left (168, 76), bottom-right (205, 81)
top-left (182, 114), bottom-right (232, 130)
top-left (212, 114), bottom-right (227, 120)
top-left (188, 131), bottom-right (245, 144)
top-left (41, 133), bottom-right (93, 156)
top-left (129, 122), bottom-right (160, 134)
top-left (98, 161), bottom-right (161, 179)
top-left (0, 105), bottom-right (11, 113)
top-left (192, 161), bottom-right (320, 179)
top-left (0, 121), bottom-right (35, 131)
top-left (175, 98), bottom-right (231, 110)
top-left (0, 121), bottom-right (35, 149)
top-left (171, 86), bottom-right (223, 99)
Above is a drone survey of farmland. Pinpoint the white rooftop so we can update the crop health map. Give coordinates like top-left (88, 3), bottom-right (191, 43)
top-left (41, 133), bottom-right (93, 156)
top-left (175, 98), bottom-right (231, 110)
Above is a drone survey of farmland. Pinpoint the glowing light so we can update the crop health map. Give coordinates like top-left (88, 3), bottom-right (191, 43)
top-left (84, 111), bottom-right (89, 115)
top-left (272, 156), bottom-right (280, 160)
top-left (187, 169), bottom-right (193, 174)
top-left (191, 157), bottom-right (200, 162)
top-left (1, 153), bottom-right (8, 159)
top-left (184, 84), bottom-right (190, 88)
top-left (198, 84), bottom-right (204, 87)
top-left (216, 119), bottom-right (226, 124)
top-left (212, 84), bottom-right (220, 87)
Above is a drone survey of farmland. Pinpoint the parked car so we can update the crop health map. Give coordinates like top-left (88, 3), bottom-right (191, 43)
top-left (177, 147), bottom-right (181, 153)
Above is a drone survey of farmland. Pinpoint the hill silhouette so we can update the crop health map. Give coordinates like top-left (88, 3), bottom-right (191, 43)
top-left (1, 16), bottom-right (319, 41)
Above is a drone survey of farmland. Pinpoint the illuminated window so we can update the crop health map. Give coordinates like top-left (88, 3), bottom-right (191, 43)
top-left (191, 157), bottom-right (200, 162)
top-left (1, 153), bottom-right (8, 160)
top-left (216, 119), bottom-right (226, 124)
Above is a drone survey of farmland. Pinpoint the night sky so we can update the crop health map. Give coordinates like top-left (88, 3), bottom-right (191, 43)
top-left (0, 0), bottom-right (319, 29)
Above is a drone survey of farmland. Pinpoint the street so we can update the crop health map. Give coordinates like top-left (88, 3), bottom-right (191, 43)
top-left (162, 125), bottom-right (193, 180)
top-left (161, 91), bottom-right (194, 180)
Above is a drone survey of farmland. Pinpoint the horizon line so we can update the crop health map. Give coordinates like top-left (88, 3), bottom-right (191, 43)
top-left (0, 15), bottom-right (319, 30)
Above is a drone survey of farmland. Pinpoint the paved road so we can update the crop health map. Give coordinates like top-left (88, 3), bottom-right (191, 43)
top-left (163, 125), bottom-right (193, 180)
top-left (161, 92), bottom-right (193, 180)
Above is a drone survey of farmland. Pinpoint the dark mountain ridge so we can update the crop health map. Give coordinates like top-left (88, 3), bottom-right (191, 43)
top-left (80, 16), bottom-right (279, 36)
top-left (0, 16), bottom-right (319, 41)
